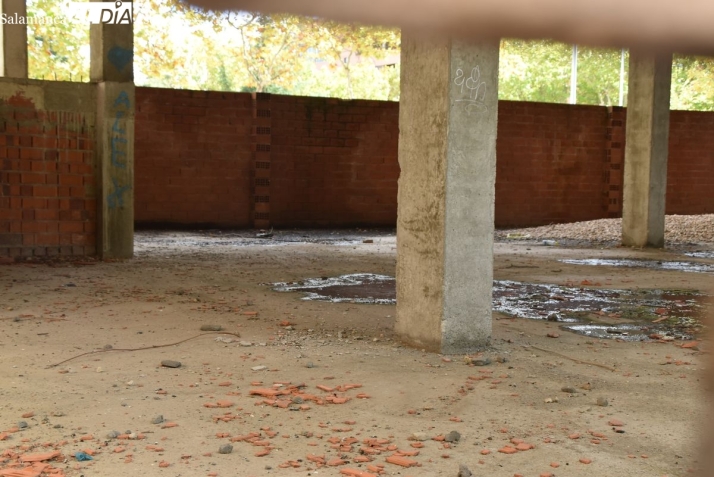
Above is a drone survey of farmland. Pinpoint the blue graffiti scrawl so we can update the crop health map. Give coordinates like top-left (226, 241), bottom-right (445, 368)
top-left (107, 177), bottom-right (131, 209)
top-left (111, 91), bottom-right (130, 168)
top-left (107, 90), bottom-right (131, 210)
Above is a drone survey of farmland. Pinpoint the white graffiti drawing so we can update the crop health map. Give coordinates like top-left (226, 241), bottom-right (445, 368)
top-left (453, 65), bottom-right (488, 114)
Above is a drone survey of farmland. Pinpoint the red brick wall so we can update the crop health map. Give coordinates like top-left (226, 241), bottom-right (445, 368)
top-left (495, 101), bottom-right (610, 227)
top-left (268, 95), bottom-right (400, 227)
top-left (133, 87), bottom-right (254, 228)
top-left (0, 92), bottom-right (96, 258)
top-left (667, 110), bottom-right (714, 215)
top-left (129, 90), bottom-right (714, 231)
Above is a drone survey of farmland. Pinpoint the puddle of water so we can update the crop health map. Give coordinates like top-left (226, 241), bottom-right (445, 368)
top-left (494, 280), bottom-right (702, 341)
top-left (685, 251), bottom-right (714, 259)
top-left (270, 275), bottom-right (704, 341)
top-left (561, 258), bottom-right (714, 273)
top-left (271, 274), bottom-right (396, 304)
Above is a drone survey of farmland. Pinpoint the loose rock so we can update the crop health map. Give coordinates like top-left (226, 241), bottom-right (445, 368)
top-left (251, 365), bottom-right (267, 371)
top-left (151, 415), bottom-right (165, 424)
top-left (457, 463), bottom-right (473, 477)
top-left (218, 444), bottom-right (233, 454)
top-left (596, 397), bottom-right (609, 407)
top-left (445, 431), bottom-right (461, 443)
top-left (410, 432), bottom-right (429, 442)
top-left (201, 325), bottom-right (223, 331)
top-left (561, 386), bottom-right (577, 393)
top-left (161, 360), bottom-right (182, 368)
top-left (107, 430), bottom-right (120, 439)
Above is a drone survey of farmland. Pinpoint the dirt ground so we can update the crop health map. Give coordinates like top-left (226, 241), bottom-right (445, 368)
top-left (0, 229), bottom-right (712, 477)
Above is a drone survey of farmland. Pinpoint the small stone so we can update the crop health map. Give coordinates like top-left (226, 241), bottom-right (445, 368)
top-left (218, 444), bottom-right (233, 454)
top-left (151, 415), bottom-right (165, 425)
top-left (445, 431), bottom-right (461, 443)
top-left (546, 313), bottom-right (559, 321)
top-left (52, 411), bottom-right (65, 417)
top-left (561, 386), bottom-right (577, 393)
top-left (596, 397), bottom-right (609, 407)
top-left (17, 421), bottom-right (28, 429)
top-left (306, 362), bottom-right (316, 368)
top-left (201, 325), bottom-right (223, 331)
top-left (239, 341), bottom-right (253, 347)
top-left (547, 332), bottom-right (560, 338)
top-left (107, 430), bottom-right (120, 439)
top-left (470, 357), bottom-right (491, 366)
top-left (457, 463), bottom-right (473, 477)
top-left (410, 432), bottom-right (429, 442)
top-left (362, 239), bottom-right (374, 244)
top-left (161, 360), bottom-right (181, 368)
top-left (608, 419), bottom-right (624, 427)
top-left (291, 396), bottom-right (304, 404)
top-left (251, 365), bottom-right (267, 371)
top-left (103, 344), bottom-right (113, 350)
top-left (495, 356), bottom-right (508, 363)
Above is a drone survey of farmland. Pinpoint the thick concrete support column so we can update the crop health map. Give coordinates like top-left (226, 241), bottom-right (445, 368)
top-left (395, 36), bottom-right (499, 354)
top-left (0, 0), bottom-right (28, 78)
top-left (91, 12), bottom-right (134, 258)
top-left (622, 52), bottom-right (672, 248)
top-left (96, 82), bottom-right (134, 258)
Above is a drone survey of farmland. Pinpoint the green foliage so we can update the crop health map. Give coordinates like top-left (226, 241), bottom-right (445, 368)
top-left (576, 46), bottom-right (627, 106)
top-left (499, 39), bottom-right (571, 103)
top-left (27, 0), bottom-right (90, 81)
top-left (23, 0), bottom-right (713, 110)
top-left (671, 55), bottom-right (714, 111)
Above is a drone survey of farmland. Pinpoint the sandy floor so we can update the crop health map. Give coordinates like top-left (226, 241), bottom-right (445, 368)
top-left (0, 229), bottom-right (712, 477)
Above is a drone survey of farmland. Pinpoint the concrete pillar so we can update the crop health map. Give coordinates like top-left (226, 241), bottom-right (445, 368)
top-left (395, 35), bottom-right (499, 354)
top-left (0, 0), bottom-right (28, 78)
top-left (622, 52), bottom-right (672, 248)
top-left (91, 7), bottom-right (134, 258)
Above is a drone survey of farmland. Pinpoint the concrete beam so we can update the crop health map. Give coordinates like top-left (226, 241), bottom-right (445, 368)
top-left (395, 36), bottom-right (499, 354)
top-left (622, 52), bottom-right (672, 248)
top-left (0, 0), bottom-right (28, 78)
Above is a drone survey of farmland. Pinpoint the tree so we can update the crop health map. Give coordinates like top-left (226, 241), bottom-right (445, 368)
top-left (575, 46), bottom-right (627, 106)
top-left (307, 20), bottom-right (399, 99)
top-left (671, 55), bottom-right (714, 111)
top-left (27, 0), bottom-right (89, 81)
top-left (499, 39), bottom-right (572, 103)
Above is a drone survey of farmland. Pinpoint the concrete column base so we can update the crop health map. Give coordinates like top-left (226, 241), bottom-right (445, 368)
top-left (395, 36), bottom-right (499, 354)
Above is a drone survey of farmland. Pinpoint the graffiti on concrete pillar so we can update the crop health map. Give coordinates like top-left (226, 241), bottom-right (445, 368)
top-left (107, 177), bottom-right (131, 209)
top-left (110, 91), bottom-right (130, 168)
top-left (454, 65), bottom-right (488, 114)
top-left (107, 90), bottom-right (132, 210)
top-left (107, 46), bottom-right (133, 72)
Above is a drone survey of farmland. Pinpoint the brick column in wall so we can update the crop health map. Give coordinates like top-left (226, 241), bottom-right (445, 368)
top-left (251, 93), bottom-right (271, 229)
top-left (603, 106), bottom-right (626, 217)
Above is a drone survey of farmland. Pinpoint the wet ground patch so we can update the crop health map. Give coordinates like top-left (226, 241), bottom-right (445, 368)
top-left (685, 251), bottom-right (714, 259)
top-left (561, 258), bottom-right (714, 274)
top-left (271, 274), bottom-right (705, 341)
top-left (134, 229), bottom-right (395, 254)
top-left (493, 280), bottom-right (703, 341)
top-left (270, 274), bottom-right (396, 304)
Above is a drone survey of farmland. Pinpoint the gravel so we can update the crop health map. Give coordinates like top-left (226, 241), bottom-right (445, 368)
top-left (496, 214), bottom-right (714, 245)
